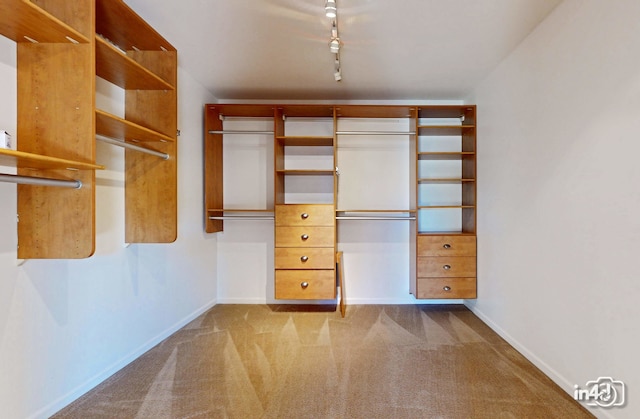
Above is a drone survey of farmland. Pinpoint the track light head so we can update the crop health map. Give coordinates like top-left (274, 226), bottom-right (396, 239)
top-left (325, 0), bottom-right (337, 18)
top-left (329, 37), bottom-right (340, 54)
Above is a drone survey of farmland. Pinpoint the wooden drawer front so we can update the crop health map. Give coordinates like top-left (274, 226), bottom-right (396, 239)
top-left (417, 235), bottom-right (476, 256)
top-left (275, 204), bottom-right (334, 226)
top-left (275, 270), bottom-right (336, 299)
top-left (275, 227), bottom-right (334, 248)
top-left (275, 248), bottom-right (335, 269)
top-left (417, 256), bottom-right (476, 278)
top-left (416, 277), bottom-right (476, 299)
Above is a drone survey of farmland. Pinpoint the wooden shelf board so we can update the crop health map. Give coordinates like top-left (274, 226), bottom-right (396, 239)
top-left (418, 231), bottom-right (476, 236)
top-left (335, 105), bottom-right (417, 118)
top-left (418, 205), bottom-right (475, 209)
top-left (96, 0), bottom-right (175, 51)
top-left (96, 110), bottom-right (175, 143)
top-left (207, 104), bottom-right (276, 118)
top-left (96, 37), bottom-right (174, 90)
top-left (0, 0), bottom-right (90, 44)
top-left (208, 208), bottom-right (274, 213)
top-left (418, 152), bottom-right (475, 160)
top-left (337, 209), bottom-right (414, 213)
top-left (418, 178), bottom-right (475, 183)
top-left (418, 125), bottom-right (475, 136)
top-left (418, 105), bottom-right (476, 119)
top-left (277, 105), bottom-right (334, 118)
top-left (276, 136), bottom-right (334, 146)
top-left (276, 169), bottom-right (334, 176)
top-left (0, 148), bottom-right (103, 170)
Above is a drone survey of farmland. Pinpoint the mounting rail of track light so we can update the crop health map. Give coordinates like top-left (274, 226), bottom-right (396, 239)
top-left (325, 0), bottom-right (342, 81)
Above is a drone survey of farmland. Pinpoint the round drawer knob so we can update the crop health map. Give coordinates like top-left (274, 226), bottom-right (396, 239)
top-left (301, 213), bottom-right (309, 219)
top-left (301, 234), bottom-right (309, 240)
top-left (301, 255), bottom-right (309, 262)
top-left (443, 244), bottom-right (451, 249)
top-left (301, 282), bottom-right (309, 289)
top-left (443, 265), bottom-right (451, 270)
top-left (443, 286), bottom-right (452, 292)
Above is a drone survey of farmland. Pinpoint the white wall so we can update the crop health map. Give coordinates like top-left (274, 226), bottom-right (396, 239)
top-left (467, 1), bottom-right (640, 417)
top-left (0, 34), bottom-right (218, 418)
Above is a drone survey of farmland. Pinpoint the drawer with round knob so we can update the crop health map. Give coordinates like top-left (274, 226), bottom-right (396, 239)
top-left (416, 277), bottom-right (476, 299)
top-left (275, 226), bottom-right (334, 247)
top-left (417, 256), bottom-right (476, 278)
top-left (275, 247), bottom-right (335, 269)
top-left (417, 235), bottom-right (476, 256)
top-left (275, 269), bottom-right (336, 300)
top-left (275, 204), bottom-right (334, 226)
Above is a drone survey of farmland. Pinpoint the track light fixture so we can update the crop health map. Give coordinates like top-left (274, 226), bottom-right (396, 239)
top-left (325, 1), bottom-right (342, 81)
top-left (325, 0), bottom-right (337, 18)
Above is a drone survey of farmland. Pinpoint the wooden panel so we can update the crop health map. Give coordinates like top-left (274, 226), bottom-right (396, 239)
top-left (0, 0), bottom-right (90, 44)
top-left (95, 37), bottom-right (174, 90)
top-left (335, 105), bottom-right (416, 119)
top-left (204, 106), bottom-right (223, 233)
top-left (32, 0), bottom-right (93, 38)
top-left (417, 235), bottom-right (476, 256)
top-left (95, 0), bottom-right (175, 51)
top-left (0, 149), bottom-right (103, 171)
top-left (275, 227), bottom-right (334, 248)
top-left (125, 50), bottom-right (177, 243)
top-left (275, 204), bottom-right (334, 226)
top-left (417, 257), bottom-right (476, 278)
top-left (416, 277), bottom-right (476, 299)
top-left (17, 38), bottom-right (95, 258)
top-left (276, 136), bottom-right (334, 147)
top-left (96, 110), bottom-right (175, 143)
top-left (275, 269), bottom-right (336, 299)
top-left (275, 248), bottom-right (335, 269)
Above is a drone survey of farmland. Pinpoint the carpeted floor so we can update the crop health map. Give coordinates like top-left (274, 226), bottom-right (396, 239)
top-left (52, 304), bottom-right (593, 418)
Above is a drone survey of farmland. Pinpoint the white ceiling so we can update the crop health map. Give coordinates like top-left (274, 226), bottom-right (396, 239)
top-left (124, 0), bottom-right (563, 101)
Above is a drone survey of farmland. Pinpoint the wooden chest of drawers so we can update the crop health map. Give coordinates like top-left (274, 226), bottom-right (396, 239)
top-left (274, 204), bottom-right (335, 300)
top-left (416, 235), bottom-right (476, 299)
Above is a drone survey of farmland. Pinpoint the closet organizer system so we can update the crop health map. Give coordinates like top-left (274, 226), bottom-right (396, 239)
top-left (204, 104), bottom-right (477, 302)
top-left (0, 0), bottom-right (178, 258)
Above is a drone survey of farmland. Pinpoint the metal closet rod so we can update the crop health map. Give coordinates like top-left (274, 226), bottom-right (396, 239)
top-left (209, 215), bottom-right (274, 220)
top-left (208, 130), bottom-right (274, 135)
top-left (336, 216), bottom-right (416, 221)
top-left (336, 131), bottom-right (416, 135)
top-left (96, 135), bottom-right (169, 160)
top-left (0, 173), bottom-right (82, 189)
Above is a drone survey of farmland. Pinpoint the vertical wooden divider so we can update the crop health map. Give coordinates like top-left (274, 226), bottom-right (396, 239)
top-left (124, 50), bottom-right (178, 243)
top-left (17, 0), bottom-right (96, 259)
top-left (204, 106), bottom-right (223, 233)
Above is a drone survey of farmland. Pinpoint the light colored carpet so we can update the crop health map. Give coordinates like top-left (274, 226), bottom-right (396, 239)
top-left (53, 304), bottom-right (593, 418)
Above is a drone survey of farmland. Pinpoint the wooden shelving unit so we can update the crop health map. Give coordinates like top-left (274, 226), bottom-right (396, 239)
top-left (203, 103), bottom-right (476, 302)
top-left (0, 0), bottom-right (178, 258)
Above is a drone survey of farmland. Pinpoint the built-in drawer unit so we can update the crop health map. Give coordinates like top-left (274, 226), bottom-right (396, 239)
top-left (275, 269), bottom-right (336, 299)
top-left (275, 247), bottom-right (335, 269)
top-left (416, 235), bottom-right (476, 299)
top-left (275, 204), bottom-right (336, 300)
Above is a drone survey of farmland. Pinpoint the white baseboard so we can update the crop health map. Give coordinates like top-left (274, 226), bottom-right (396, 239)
top-left (465, 304), bottom-right (607, 419)
top-left (31, 298), bottom-right (218, 419)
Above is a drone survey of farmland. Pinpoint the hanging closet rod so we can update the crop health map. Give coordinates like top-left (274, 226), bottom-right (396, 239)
top-left (0, 173), bottom-right (82, 189)
top-left (96, 135), bottom-right (169, 160)
top-left (336, 131), bottom-right (416, 135)
top-left (209, 216), bottom-right (274, 220)
top-left (208, 130), bottom-right (275, 135)
top-left (336, 216), bottom-right (416, 221)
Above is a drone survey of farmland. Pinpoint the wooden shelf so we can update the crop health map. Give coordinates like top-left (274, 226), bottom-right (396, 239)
top-left (277, 169), bottom-right (334, 176)
top-left (96, 110), bottom-right (175, 143)
top-left (96, 0), bottom-right (175, 52)
top-left (418, 231), bottom-right (476, 236)
top-left (335, 105), bottom-right (416, 119)
top-left (208, 208), bottom-right (274, 213)
top-left (337, 209), bottom-right (414, 213)
top-left (95, 37), bottom-right (174, 90)
top-left (418, 205), bottom-right (475, 209)
top-left (418, 178), bottom-right (475, 183)
top-left (0, 0), bottom-right (90, 44)
top-left (418, 152), bottom-right (475, 160)
top-left (418, 125), bottom-right (475, 136)
top-left (0, 149), bottom-right (103, 171)
top-left (276, 136), bottom-right (334, 146)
